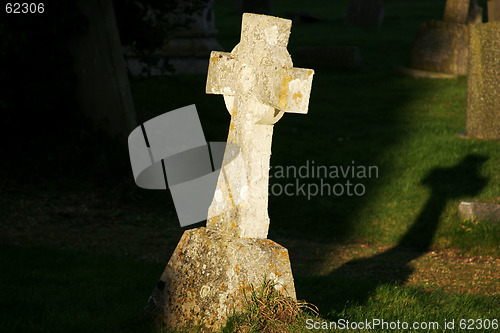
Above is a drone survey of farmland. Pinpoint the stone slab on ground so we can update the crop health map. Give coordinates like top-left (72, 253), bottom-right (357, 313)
top-left (458, 201), bottom-right (500, 223)
top-left (145, 227), bottom-right (296, 331)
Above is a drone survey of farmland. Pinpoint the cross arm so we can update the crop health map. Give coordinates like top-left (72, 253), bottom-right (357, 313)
top-left (256, 67), bottom-right (314, 114)
top-left (206, 51), bottom-right (237, 96)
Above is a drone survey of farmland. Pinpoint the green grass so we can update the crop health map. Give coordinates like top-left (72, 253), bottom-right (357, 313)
top-left (325, 284), bottom-right (498, 332)
top-left (296, 277), bottom-right (498, 332)
top-left (131, 0), bottom-right (500, 255)
top-left (1, 245), bottom-right (497, 332)
top-left (1, 0), bottom-right (499, 331)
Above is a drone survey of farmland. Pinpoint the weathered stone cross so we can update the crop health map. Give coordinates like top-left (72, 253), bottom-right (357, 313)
top-left (206, 13), bottom-right (314, 239)
top-left (145, 14), bottom-right (313, 330)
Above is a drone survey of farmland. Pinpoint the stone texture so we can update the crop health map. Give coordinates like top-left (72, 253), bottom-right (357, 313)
top-left (205, 13), bottom-right (314, 239)
top-left (68, 0), bottom-right (137, 145)
top-left (145, 228), bottom-right (296, 331)
top-left (407, 20), bottom-right (469, 75)
top-left (488, 0), bottom-right (500, 22)
top-left (443, 0), bottom-right (470, 24)
top-left (458, 201), bottom-right (500, 223)
top-left (466, 21), bottom-right (500, 139)
top-left (345, 0), bottom-right (384, 27)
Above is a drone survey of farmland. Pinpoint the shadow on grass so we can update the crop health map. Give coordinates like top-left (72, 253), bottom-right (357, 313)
top-left (0, 245), bottom-right (164, 333)
top-left (268, 71), bottom-right (424, 241)
top-left (296, 154), bottom-right (488, 313)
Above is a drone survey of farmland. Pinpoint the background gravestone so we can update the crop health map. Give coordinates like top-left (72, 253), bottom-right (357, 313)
top-left (488, 0), bottom-right (500, 21)
top-left (443, 0), bottom-right (470, 24)
top-left (160, 0), bottom-right (222, 74)
top-left (345, 0), bottom-right (384, 27)
top-left (466, 21), bottom-right (500, 139)
top-left (68, 0), bottom-right (136, 145)
top-left (405, 0), bottom-right (484, 76)
top-left (126, 0), bottom-right (223, 75)
top-left (407, 20), bottom-right (469, 75)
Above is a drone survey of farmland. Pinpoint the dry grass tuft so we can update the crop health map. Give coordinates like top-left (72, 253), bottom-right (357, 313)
top-left (233, 278), bottom-right (318, 333)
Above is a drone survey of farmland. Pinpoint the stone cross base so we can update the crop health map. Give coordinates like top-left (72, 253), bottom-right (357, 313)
top-left (145, 227), bottom-right (296, 331)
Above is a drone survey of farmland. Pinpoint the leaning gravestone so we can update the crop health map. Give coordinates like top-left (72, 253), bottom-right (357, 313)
top-left (68, 0), bottom-right (137, 145)
top-left (488, 0), bottom-right (500, 22)
top-left (345, 0), bottom-right (384, 27)
top-left (145, 13), bottom-right (314, 331)
top-left (406, 0), bottom-right (483, 77)
top-left (466, 21), bottom-right (500, 139)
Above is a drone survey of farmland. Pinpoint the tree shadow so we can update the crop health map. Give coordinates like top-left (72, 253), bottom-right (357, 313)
top-left (300, 154), bottom-right (488, 313)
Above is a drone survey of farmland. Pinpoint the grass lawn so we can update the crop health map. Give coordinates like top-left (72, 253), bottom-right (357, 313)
top-left (1, 0), bottom-right (499, 332)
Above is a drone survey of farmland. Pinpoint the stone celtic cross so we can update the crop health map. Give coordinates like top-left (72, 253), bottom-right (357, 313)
top-left (206, 13), bottom-right (314, 239)
top-left (145, 14), bottom-right (314, 330)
